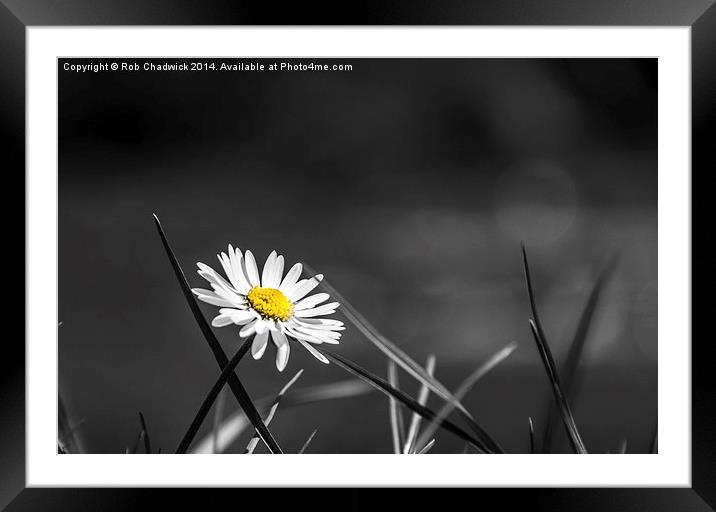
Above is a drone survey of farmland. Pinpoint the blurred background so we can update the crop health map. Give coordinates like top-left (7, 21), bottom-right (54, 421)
top-left (59, 58), bottom-right (657, 454)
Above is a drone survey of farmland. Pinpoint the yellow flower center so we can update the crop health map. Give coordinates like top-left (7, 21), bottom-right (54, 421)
top-left (246, 287), bottom-right (293, 321)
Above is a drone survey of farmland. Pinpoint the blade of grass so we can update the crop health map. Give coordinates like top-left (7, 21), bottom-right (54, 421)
top-left (521, 243), bottom-right (550, 353)
top-left (522, 244), bottom-right (588, 454)
top-left (130, 430), bottom-right (145, 454)
top-left (245, 370), bottom-right (304, 454)
top-left (387, 361), bottom-right (406, 453)
top-left (191, 379), bottom-right (373, 454)
top-left (138, 412), bottom-right (151, 454)
top-left (298, 429), bottom-right (318, 454)
top-left (317, 347), bottom-right (499, 453)
top-left (618, 439), bottom-right (628, 454)
top-left (529, 417), bottom-right (535, 454)
top-left (414, 342), bottom-right (517, 454)
top-left (175, 339), bottom-right (251, 454)
top-left (153, 214), bottom-right (282, 454)
top-left (529, 320), bottom-right (588, 454)
top-left (542, 256), bottom-right (618, 452)
top-left (417, 439), bottom-right (435, 454)
top-left (212, 387), bottom-right (227, 454)
top-left (403, 355), bottom-right (436, 454)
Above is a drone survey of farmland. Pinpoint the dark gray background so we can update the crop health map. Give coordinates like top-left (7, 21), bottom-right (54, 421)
top-left (58, 58), bottom-right (657, 454)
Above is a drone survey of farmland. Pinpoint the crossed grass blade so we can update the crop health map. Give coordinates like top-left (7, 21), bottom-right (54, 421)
top-left (404, 355), bottom-right (436, 454)
top-left (309, 268), bottom-right (502, 451)
top-left (414, 342), bottom-right (517, 454)
top-left (245, 370), bottom-right (304, 454)
top-left (317, 347), bottom-right (500, 453)
top-left (521, 243), bottom-right (588, 454)
top-left (153, 214), bottom-right (282, 454)
top-left (542, 256), bottom-right (618, 452)
top-left (175, 339), bottom-right (250, 453)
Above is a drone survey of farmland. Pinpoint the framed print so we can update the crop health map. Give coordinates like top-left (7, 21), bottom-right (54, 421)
top-left (3, 0), bottom-right (710, 509)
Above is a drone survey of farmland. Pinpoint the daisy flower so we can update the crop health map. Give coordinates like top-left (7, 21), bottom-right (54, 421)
top-left (191, 246), bottom-right (343, 371)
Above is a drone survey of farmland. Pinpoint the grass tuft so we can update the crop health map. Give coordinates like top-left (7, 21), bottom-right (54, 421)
top-left (414, 342), bottom-right (516, 454)
top-left (309, 268), bottom-right (512, 454)
top-left (309, 268), bottom-right (475, 417)
top-left (522, 243), bottom-right (588, 454)
top-left (317, 347), bottom-right (500, 453)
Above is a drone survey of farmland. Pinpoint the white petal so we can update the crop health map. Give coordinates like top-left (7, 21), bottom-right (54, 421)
top-left (211, 314), bottom-right (234, 327)
top-left (294, 293), bottom-right (330, 311)
top-left (219, 308), bottom-right (240, 314)
top-left (287, 274), bottom-right (324, 302)
top-left (192, 288), bottom-right (235, 308)
top-left (297, 339), bottom-right (329, 364)
top-left (197, 266), bottom-right (237, 296)
top-left (243, 250), bottom-right (260, 287)
top-left (279, 263), bottom-right (302, 292)
top-left (295, 318), bottom-right (345, 329)
top-left (230, 309), bottom-right (255, 325)
top-left (272, 255), bottom-right (284, 289)
top-left (254, 319), bottom-right (268, 335)
top-left (217, 247), bottom-right (250, 294)
top-left (295, 319), bottom-right (346, 331)
top-left (284, 325), bottom-right (324, 344)
top-left (294, 326), bottom-right (341, 344)
top-left (228, 246), bottom-right (251, 294)
top-left (261, 251), bottom-right (277, 288)
top-left (210, 285), bottom-right (245, 305)
top-left (239, 318), bottom-right (259, 338)
top-left (271, 329), bottom-right (290, 371)
top-left (217, 252), bottom-right (237, 289)
top-left (251, 331), bottom-right (269, 359)
top-left (294, 302), bottom-right (340, 318)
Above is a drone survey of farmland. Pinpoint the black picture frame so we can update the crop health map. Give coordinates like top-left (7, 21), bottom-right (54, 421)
top-left (3, 1), bottom-right (709, 509)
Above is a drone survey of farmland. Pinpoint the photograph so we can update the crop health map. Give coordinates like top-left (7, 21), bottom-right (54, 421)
top-left (57, 57), bottom-right (657, 455)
